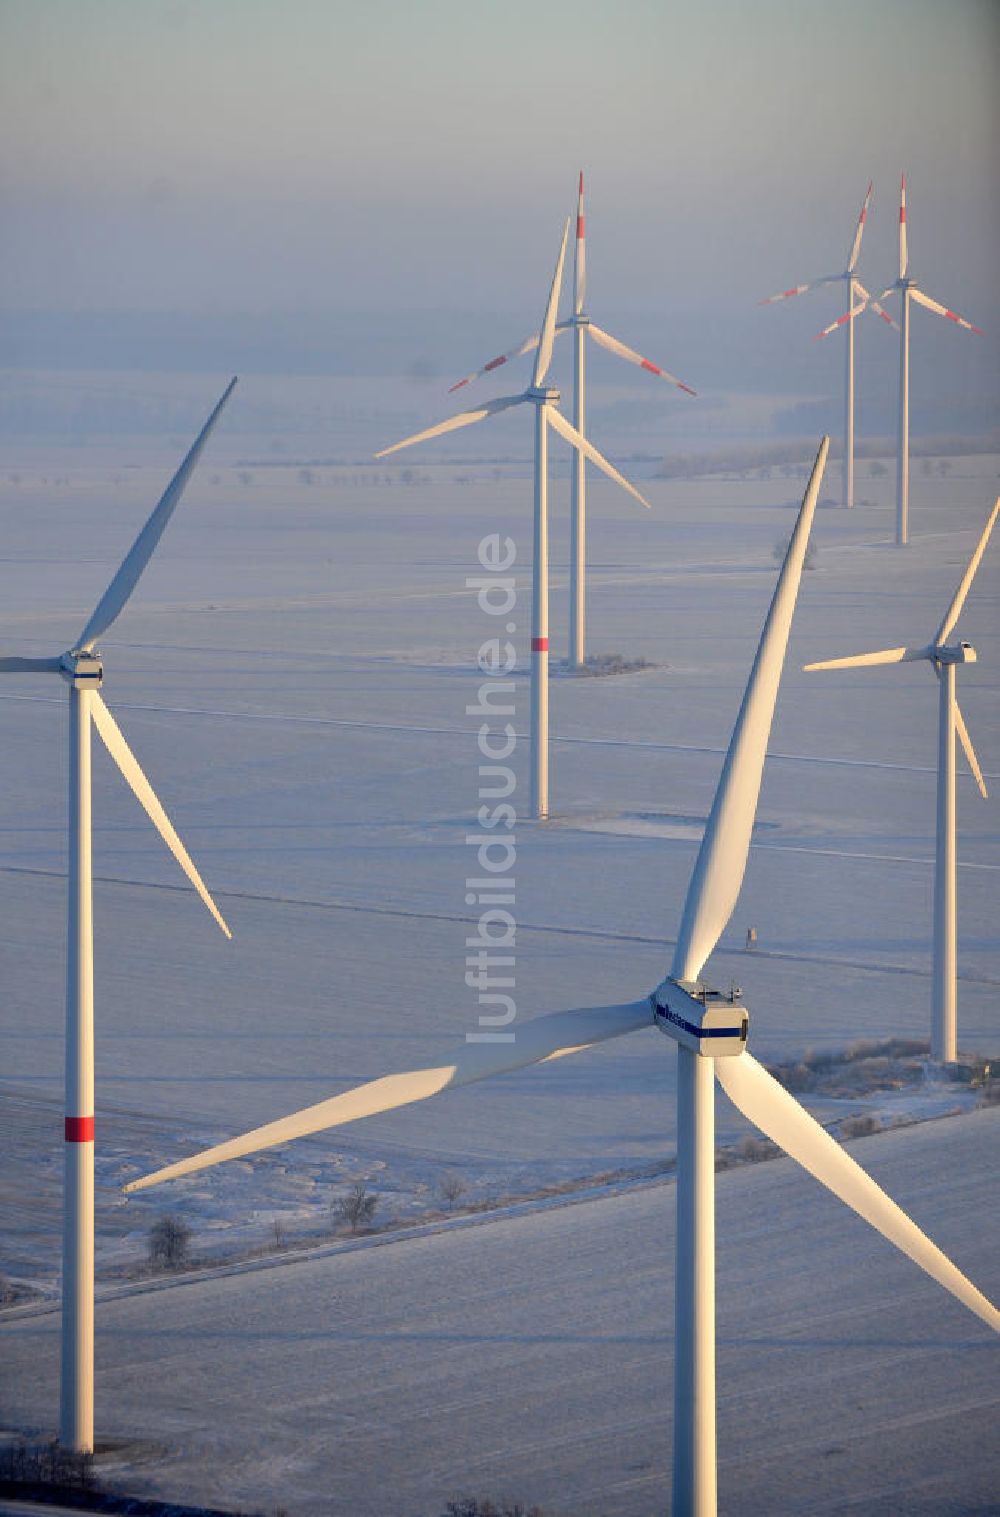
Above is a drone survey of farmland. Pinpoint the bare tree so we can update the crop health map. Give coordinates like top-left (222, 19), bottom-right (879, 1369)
top-left (439, 1173), bottom-right (467, 1211)
top-left (148, 1214), bottom-right (192, 1271)
top-left (334, 1180), bottom-right (378, 1234)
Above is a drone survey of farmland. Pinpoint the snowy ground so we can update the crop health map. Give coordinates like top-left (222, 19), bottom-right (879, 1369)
top-left (3, 1112), bottom-right (999, 1516)
top-left (0, 405), bottom-right (997, 1506)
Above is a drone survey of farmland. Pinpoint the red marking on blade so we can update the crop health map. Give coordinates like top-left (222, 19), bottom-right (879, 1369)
top-left (531, 637), bottom-right (549, 652)
top-left (859, 208), bottom-right (867, 223)
top-left (783, 288), bottom-right (799, 298)
top-left (577, 216), bottom-right (585, 238)
top-left (679, 383), bottom-right (697, 396)
top-left (878, 310), bottom-right (894, 324)
top-left (65, 1116), bottom-right (94, 1142)
top-left (484, 356), bottom-right (506, 372)
top-left (448, 379), bottom-right (468, 393)
top-left (640, 359), bottom-right (662, 376)
top-left (579, 171), bottom-right (584, 194)
top-left (946, 310), bottom-right (959, 323)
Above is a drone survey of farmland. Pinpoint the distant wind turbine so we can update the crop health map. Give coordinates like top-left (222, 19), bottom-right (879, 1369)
top-left (0, 380), bottom-right (236, 1451)
top-left (450, 173), bottom-right (695, 669)
top-left (761, 181), bottom-right (895, 509)
top-left (837, 175), bottom-right (983, 546)
top-left (805, 497), bottom-right (998, 1062)
top-left (377, 219), bottom-right (650, 820)
top-left (126, 438), bottom-right (999, 1517)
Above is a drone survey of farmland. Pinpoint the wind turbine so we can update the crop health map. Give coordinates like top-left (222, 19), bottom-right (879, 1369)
top-left (125, 438), bottom-right (999, 1517)
top-left (449, 173), bottom-right (695, 670)
top-left (804, 497), bottom-right (998, 1063)
top-left (376, 219), bottom-right (651, 821)
top-left (855, 175), bottom-right (982, 547)
top-left (761, 181), bottom-right (895, 510)
top-left (0, 379), bottom-right (236, 1451)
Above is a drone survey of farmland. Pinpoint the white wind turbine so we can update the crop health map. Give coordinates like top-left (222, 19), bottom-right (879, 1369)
top-left (377, 218), bottom-right (651, 821)
top-left (0, 379), bottom-right (236, 1451)
top-left (804, 497), bottom-right (998, 1063)
top-left (761, 181), bottom-right (896, 510)
top-left (852, 175), bottom-right (982, 547)
top-left (126, 437), bottom-right (999, 1517)
top-left (449, 173), bottom-right (695, 669)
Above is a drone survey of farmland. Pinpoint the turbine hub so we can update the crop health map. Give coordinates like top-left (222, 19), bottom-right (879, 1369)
top-left (527, 386), bottom-right (560, 404)
top-left (934, 641), bottom-right (977, 666)
top-left (60, 651), bottom-right (103, 688)
top-left (650, 977), bottom-right (748, 1058)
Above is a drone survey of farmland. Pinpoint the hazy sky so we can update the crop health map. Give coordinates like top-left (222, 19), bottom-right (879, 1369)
top-left (1, 0), bottom-right (997, 393)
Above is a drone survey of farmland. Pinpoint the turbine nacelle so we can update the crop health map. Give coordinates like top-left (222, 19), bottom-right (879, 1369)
top-left (59, 651), bottom-right (103, 688)
top-left (527, 385), bottom-right (561, 404)
top-left (934, 640), bottom-right (976, 666)
top-left (651, 977), bottom-right (749, 1058)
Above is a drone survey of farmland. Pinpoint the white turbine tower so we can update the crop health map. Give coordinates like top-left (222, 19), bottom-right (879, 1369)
top-left (761, 181), bottom-right (895, 510)
top-left (804, 497), bottom-right (998, 1063)
top-left (0, 379), bottom-right (236, 1451)
top-left (377, 219), bottom-right (650, 821)
top-left (126, 438), bottom-right (999, 1516)
top-left (864, 175), bottom-right (982, 547)
top-left (449, 173), bottom-right (695, 669)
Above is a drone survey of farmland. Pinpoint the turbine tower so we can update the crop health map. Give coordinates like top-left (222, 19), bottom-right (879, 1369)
top-left (0, 379), bottom-right (236, 1450)
top-left (864, 176), bottom-right (982, 546)
top-left (450, 173), bottom-right (694, 669)
top-left (377, 220), bottom-right (650, 820)
top-left (805, 497), bottom-right (998, 1062)
top-left (126, 439), bottom-right (999, 1516)
top-left (761, 181), bottom-right (894, 510)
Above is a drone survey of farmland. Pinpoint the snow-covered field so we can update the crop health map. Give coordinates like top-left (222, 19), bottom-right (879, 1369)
top-left (4, 1113), bottom-right (999, 1515)
top-left (0, 402), bottom-right (997, 1510)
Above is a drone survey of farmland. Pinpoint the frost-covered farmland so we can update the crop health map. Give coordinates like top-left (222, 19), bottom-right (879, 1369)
top-left (1, 414), bottom-right (997, 1511)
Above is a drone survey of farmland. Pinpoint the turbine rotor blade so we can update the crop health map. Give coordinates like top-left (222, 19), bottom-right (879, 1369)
top-left (856, 284), bottom-right (900, 331)
top-left (90, 693), bottom-right (231, 939)
top-left (716, 1053), bottom-right (999, 1334)
top-left (448, 331), bottom-right (544, 394)
top-left (0, 656), bottom-right (63, 673)
top-left (804, 646), bottom-right (928, 671)
top-left (375, 393), bottom-right (526, 459)
top-left (671, 437), bottom-right (829, 984)
top-left (532, 218), bottom-right (570, 388)
top-left (758, 275), bottom-right (843, 305)
top-left (953, 699), bottom-right (987, 798)
top-left (910, 287), bottom-right (983, 335)
top-left (545, 406), bottom-right (651, 510)
top-left (815, 285), bottom-right (898, 340)
top-left (899, 173), bottom-right (908, 280)
top-left (587, 323), bottom-right (696, 395)
top-left (574, 170), bottom-right (586, 315)
top-left (814, 305), bottom-right (866, 341)
top-left (76, 378), bottom-right (237, 653)
top-left (846, 180), bottom-right (874, 274)
top-left (123, 999), bottom-right (653, 1191)
top-left (933, 498), bottom-right (999, 645)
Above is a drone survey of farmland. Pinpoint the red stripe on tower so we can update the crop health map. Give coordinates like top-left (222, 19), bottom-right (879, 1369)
top-left (531, 637), bottom-right (549, 652)
top-left (65, 1116), bottom-right (95, 1142)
